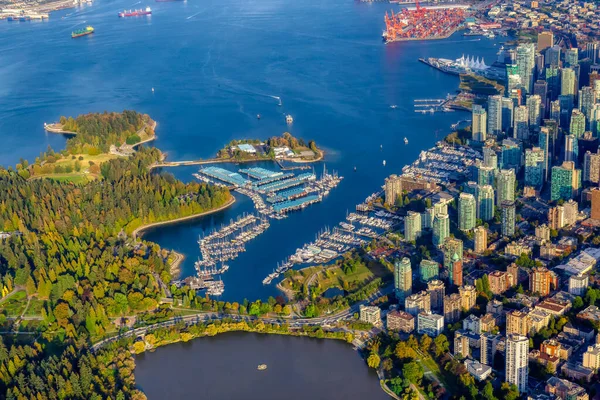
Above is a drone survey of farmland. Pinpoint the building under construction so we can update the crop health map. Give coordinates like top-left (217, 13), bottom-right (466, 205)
top-left (383, 2), bottom-right (466, 43)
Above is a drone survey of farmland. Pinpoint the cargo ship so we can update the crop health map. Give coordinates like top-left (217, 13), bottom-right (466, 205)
top-left (72, 26), bottom-right (94, 38)
top-left (118, 7), bottom-right (152, 17)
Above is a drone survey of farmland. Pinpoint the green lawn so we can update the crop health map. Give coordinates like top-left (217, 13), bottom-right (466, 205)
top-left (0, 291), bottom-right (28, 317)
top-left (24, 298), bottom-right (45, 316)
top-left (40, 174), bottom-right (91, 184)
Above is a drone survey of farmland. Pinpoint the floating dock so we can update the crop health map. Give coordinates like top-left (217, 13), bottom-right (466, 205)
top-left (199, 166), bottom-right (250, 187)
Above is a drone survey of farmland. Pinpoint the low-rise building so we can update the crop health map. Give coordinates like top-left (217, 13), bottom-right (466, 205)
top-left (359, 305), bottom-right (382, 326)
top-left (562, 323), bottom-right (596, 342)
top-left (535, 298), bottom-right (571, 316)
top-left (545, 377), bottom-right (589, 400)
top-left (568, 275), bottom-right (589, 296)
top-left (465, 359), bottom-right (492, 381)
top-left (387, 310), bottom-right (415, 333)
top-left (560, 362), bottom-right (594, 383)
top-left (578, 305), bottom-right (600, 323)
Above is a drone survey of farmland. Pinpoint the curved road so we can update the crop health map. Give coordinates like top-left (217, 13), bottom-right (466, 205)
top-left (91, 284), bottom-right (392, 352)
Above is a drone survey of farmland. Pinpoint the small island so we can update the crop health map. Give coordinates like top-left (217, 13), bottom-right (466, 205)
top-left (216, 132), bottom-right (322, 163)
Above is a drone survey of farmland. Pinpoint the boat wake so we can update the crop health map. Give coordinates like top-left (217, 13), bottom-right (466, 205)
top-left (131, 1), bottom-right (141, 5)
top-left (187, 11), bottom-right (202, 20)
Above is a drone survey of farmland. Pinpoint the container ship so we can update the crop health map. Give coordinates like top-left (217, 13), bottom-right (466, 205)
top-left (118, 7), bottom-right (152, 17)
top-left (72, 26), bottom-right (94, 38)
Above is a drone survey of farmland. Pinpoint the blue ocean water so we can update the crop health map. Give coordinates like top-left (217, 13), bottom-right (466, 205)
top-left (0, 0), bottom-right (504, 301)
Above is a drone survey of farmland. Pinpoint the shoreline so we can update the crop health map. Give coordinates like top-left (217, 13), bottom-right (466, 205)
top-left (131, 195), bottom-right (236, 240)
top-left (169, 250), bottom-right (185, 278)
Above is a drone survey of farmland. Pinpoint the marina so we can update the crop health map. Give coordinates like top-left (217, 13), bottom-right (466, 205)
top-left (262, 192), bottom-right (401, 285)
top-left (401, 142), bottom-right (482, 183)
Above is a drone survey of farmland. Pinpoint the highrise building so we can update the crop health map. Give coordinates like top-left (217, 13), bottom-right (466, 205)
top-left (501, 200), bottom-right (516, 237)
top-left (501, 97), bottom-right (514, 133)
top-left (580, 86), bottom-right (595, 123)
top-left (537, 31), bottom-right (554, 52)
top-left (529, 266), bottom-right (556, 296)
top-left (591, 188), bottom-right (600, 220)
top-left (451, 255), bottom-right (463, 287)
top-left (478, 185), bottom-right (495, 221)
top-left (550, 99), bottom-right (560, 123)
top-left (443, 293), bottom-right (462, 324)
top-left (405, 291), bottom-right (431, 316)
top-left (443, 237), bottom-right (463, 286)
top-left (527, 94), bottom-right (542, 129)
top-left (481, 333), bottom-right (502, 366)
top-left (419, 260), bottom-right (439, 282)
top-left (384, 175), bottom-right (401, 206)
top-left (404, 211), bottom-right (422, 242)
top-left (454, 330), bottom-right (470, 358)
top-left (473, 226), bottom-right (488, 253)
top-left (463, 181), bottom-right (478, 198)
top-left (558, 95), bottom-right (574, 128)
top-left (563, 199), bottom-right (578, 226)
top-left (586, 42), bottom-right (599, 63)
top-left (496, 169), bottom-right (516, 205)
top-left (533, 80), bottom-right (548, 118)
top-left (421, 207), bottom-right (434, 230)
top-left (506, 310), bottom-right (530, 336)
top-left (583, 151), bottom-right (600, 183)
top-left (488, 270), bottom-right (512, 295)
top-left (506, 334), bottom-right (529, 393)
top-left (564, 134), bottom-right (578, 163)
top-left (458, 193), bottom-right (476, 231)
top-left (514, 105), bottom-right (530, 140)
top-left (548, 205), bottom-right (565, 230)
top-left (516, 43), bottom-right (536, 94)
top-left (432, 212), bottom-right (450, 247)
top-left (394, 257), bottom-right (412, 302)
top-left (564, 47), bottom-right (579, 68)
top-left (417, 312), bottom-right (444, 337)
top-left (546, 46), bottom-right (561, 67)
top-left (590, 104), bottom-right (600, 135)
top-left (427, 279), bottom-right (445, 312)
top-left (524, 147), bottom-right (545, 188)
top-left (459, 285), bottom-right (477, 311)
top-left (546, 66), bottom-right (560, 100)
top-left (472, 104), bottom-right (487, 142)
top-left (483, 147), bottom-right (498, 169)
top-left (570, 109), bottom-right (586, 137)
top-left (538, 127), bottom-right (551, 183)
top-left (477, 165), bottom-right (495, 187)
top-left (583, 344), bottom-right (600, 371)
top-left (551, 161), bottom-right (581, 201)
top-left (487, 95), bottom-right (503, 136)
top-left (561, 67), bottom-right (577, 97)
top-left (535, 224), bottom-right (551, 244)
top-left (501, 139), bottom-right (522, 171)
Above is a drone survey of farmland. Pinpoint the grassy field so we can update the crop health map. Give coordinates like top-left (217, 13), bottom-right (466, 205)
top-left (281, 258), bottom-right (390, 295)
top-left (23, 298), bottom-right (45, 317)
top-left (459, 74), bottom-right (504, 96)
top-left (31, 153), bottom-right (119, 183)
top-left (0, 291), bottom-right (28, 317)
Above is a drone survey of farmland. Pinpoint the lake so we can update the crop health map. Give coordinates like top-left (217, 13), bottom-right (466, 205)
top-left (135, 332), bottom-right (390, 399)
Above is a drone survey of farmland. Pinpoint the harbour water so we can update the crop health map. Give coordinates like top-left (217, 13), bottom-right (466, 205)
top-left (0, 0), bottom-right (505, 301)
top-left (134, 332), bottom-right (389, 400)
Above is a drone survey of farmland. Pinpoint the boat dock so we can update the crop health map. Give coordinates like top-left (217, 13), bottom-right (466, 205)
top-left (262, 191), bottom-right (400, 285)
